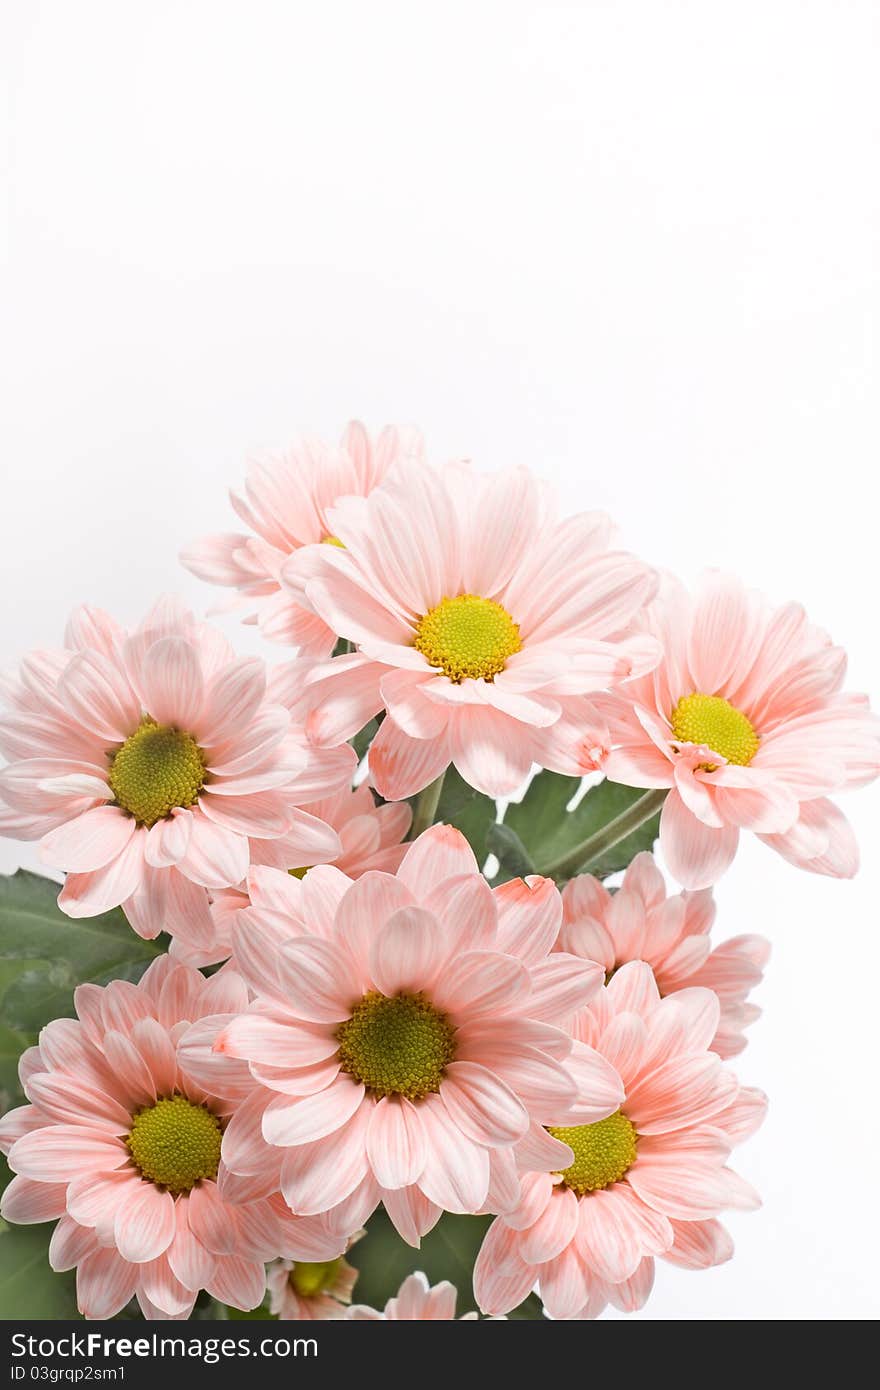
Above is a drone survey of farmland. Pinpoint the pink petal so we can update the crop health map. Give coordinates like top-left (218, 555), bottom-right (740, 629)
top-left (439, 1062), bottom-right (528, 1146)
top-left (474, 1219), bottom-right (537, 1316)
top-left (140, 637), bottom-right (204, 729)
top-left (57, 650), bottom-right (141, 741)
top-left (206, 1255), bottom-right (275, 1311)
top-left (416, 1096), bottom-right (491, 1214)
top-left (76, 1248), bottom-right (139, 1319)
top-left (369, 716), bottom-right (451, 800)
top-left (9, 1126), bottom-right (128, 1183)
top-left (381, 1184), bottom-right (442, 1248)
top-left (114, 1183), bottom-right (176, 1263)
top-left (59, 832), bottom-right (146, 916)
top-left (167, 1202), bottom-right (217, 1289)
top-left (365, 1096), bottom-right (429, 1188)
top-left (368, 906), bottom-right (448, 995)
top-left (40, 806), bottom-right (136, 874)
top-left (397, 824), bottom-right (480, 895)
top-left (49, 1215), bottom-right (100, 1271)
top-left (660, 791), bottom-right (739, 890)
top-left (0, 1174), bottom-right (68, 1224)
top-left (262, 1077), bottom-right (366, 1146)
top-left (336, 871), bottom-right (416, 977)
top-left (493, 875), bottom-right (562, 964)
top-left (432, 949), bottom-right (530, 1018)
top-left (280, 1103), bottom-right (372, 1214)
top-left (277, 937), bottom-right (361, 1023)
top-left (179, 815), bottom-right (249, 888)
top-left (519, 1187), bottom-right (580, 1264)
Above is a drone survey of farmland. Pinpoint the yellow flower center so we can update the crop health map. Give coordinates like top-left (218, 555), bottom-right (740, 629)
top-left (126, 1095), bottom-right (222, 1195)
top-left (322, 535), bottom-right (345, 547)
top-left (288, 867), bottom-right (309, 879)
top-left (289, 1258), bottom-right (345, 1299)
top-left (336, 992), bottom-right (456, 1100)
top-left (413, 594), bottom-right (522, 683)
top-left (109, 718), bottom-right (206, 827)
top-left (548, 1111), bottom-right (638, 1195)
top-left (670, 693), bottom-right (759, 767)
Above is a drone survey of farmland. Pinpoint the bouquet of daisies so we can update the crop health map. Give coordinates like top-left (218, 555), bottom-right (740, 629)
top-left (0, 421), bottom-right (876, 1321)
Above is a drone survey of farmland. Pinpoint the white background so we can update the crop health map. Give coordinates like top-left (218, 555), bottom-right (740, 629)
top-left (2, 1), bottom-right (878, 1320)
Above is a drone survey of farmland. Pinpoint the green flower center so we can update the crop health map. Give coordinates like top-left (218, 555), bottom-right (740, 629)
top-left (126, 1095), bottom-right (222, 1194)
top-left (109, 718), bottom-right (206, 827)
top-left (289, 1258), bottom-right (345, 1298)
top-left (336, 992), bottom-right (456, 1100)
top-left (413, 594), bottom-right (522, 683)
top-left (547, 1111), bottom-right (638, 1195)
top-left (670, 693), bottom-right (759, 767)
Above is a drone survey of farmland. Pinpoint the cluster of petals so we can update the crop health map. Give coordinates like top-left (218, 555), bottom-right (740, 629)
top-left (197, 825), bottom-right (625, 1246)
top-left (202, 784), bottom-right (411, 968)
top-left (0, 958), bottom-right (344, 1320)
top-left (559, 852), bottom-right (769, 1057)
top-left (287, 462), bottom-right (661, 798)
top-left (600, 572), bottom-right (880, 888)
top-left (474, 962), bottom-right (767, 1319)
top-left (265, 1233), bottom-right (363, 1320)
top-left (0, 597), bottom-right (354, 953)
top-left (347, 1271), bottom-right (480, 1320)
top-left (181, 421), bottom-right (424, 656)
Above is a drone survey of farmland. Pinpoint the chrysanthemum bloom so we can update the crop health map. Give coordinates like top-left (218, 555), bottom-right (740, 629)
top-left (347, 1271), bottom-right (479, 1320)
top-left (209, 825), bottom-right (625, 1245)
top-left (560, 852), bottom-right (769, 1057)
top-left (285, 463), bottom-right (660, 798)
top-left (0, 597), bottom-right (355, 952)
top-left (181, 421), bottom-right (424, 655)
top-left (266, 1231), bottom-right (363, 1320)
top-left (202, 785), bottom-right (412, 967)
top-left (600, 573), bottom-right (880, 888)
top-left (474, 962), bottom-right (766, 1319)
top-left (0, 958), bottom-right (343, 1320)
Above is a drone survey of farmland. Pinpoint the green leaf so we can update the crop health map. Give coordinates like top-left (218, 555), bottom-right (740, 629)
top-left (486, 822), bottom-right (536, 884)
top-left (351, 717), bottom-right (379, 762)
top-left (503, 773), bottom-right (662, 881)
top-left (0, 1024), bottom-right (29, 1113)
top-left (433, 766), bottom-right (497, 862)
top-left (351, 1209), bottom-right (542, 1318)
top-left (0, 1205), bottom-right (79, 1319)
top-left (0, 870), bottom-right (163, 1035)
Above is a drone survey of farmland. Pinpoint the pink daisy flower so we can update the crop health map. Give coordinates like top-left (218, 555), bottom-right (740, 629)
top-left (600, 572), bottom-right (880, 888)
top-left (474, 962), bottom-right (766, 1319)
top-left (0, 598), bottom-right (355, 953)
top-left (560, 852), bottom-right (769, 1058)
top-left (288, 463), bottom-right (660, 798)
top-left (181, 421), bottom-right (424, 656)
top-left (206, 825), bottom-right (625, 1246)
top-left (347, 1271), bottom-right (480, 1320)
top-left (266, 1231), bottom-right (364, 1320)
top-left (0, 958), bottom-right (343, 1321)
top-left (202, 784), bottom-right (412, 969)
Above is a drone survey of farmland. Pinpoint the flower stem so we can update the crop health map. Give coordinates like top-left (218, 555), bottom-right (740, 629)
top-left (540, 788), bottom-right (667, 880)
top-left (410, 770), bottom-right (447, 839)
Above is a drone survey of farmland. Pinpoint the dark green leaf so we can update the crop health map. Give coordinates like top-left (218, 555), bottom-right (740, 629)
top-left (0, 870), bottom-right (163, 1034)
top-left (433, 766), bottom-right (497, 862)
top-left (351, 1209), bottom-right (542, 1318)
top-left (0, 1024), bottom-right (29, 1113)
top-left (0, 1215), bottom-right (79, 1319)
top-left (350, 717), bottom-right (379, 762)
top-left (503, 773), bottom-right (662, 881)
top-left (486, 822), bottom-right (536, 884)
